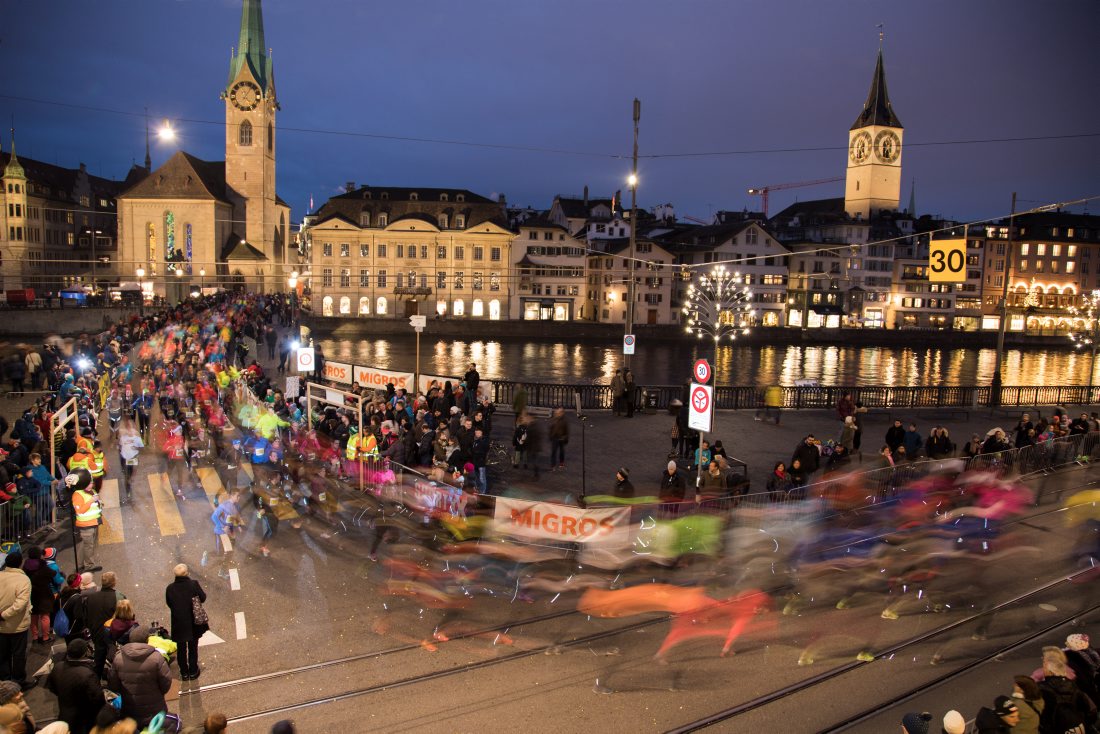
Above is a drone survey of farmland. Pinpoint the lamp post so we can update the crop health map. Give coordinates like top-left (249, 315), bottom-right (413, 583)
top-left (87, 229), bottom-right (103, 297)
top-left (681, 265), bottom-right (754, 489)
top-left (624, 98), bottom-right (640, 369)
top-left (1069, 289), bottom-right (1100, 401)
top-left (199, 268), bottom-right (206, 295)
top-left (175, 267), bottom-right (184, 303)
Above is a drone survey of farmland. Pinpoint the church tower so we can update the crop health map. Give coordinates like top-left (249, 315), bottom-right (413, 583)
top-left (844, 45), bottom-right (903, 220)
top-left (223, 0), bottom-right (278, 259)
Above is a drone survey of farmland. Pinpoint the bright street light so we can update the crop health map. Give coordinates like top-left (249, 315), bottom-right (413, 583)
top-left (135, 268), bottom-right (145, 278)
top-left (627, 174), bottom-right (638, 188)
top-left (158, 120), bottom-right (176, 141)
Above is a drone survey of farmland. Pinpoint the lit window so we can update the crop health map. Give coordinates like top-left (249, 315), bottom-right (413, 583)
top-left (340, 268), bottom-right (351, 287)
top-left (1036, 243), bottom-right (1046, 256)
top-left (322, 296), bottom-right (333, 316)
top-left (472, 299), bottom-right (484, 317)
top-left (359, 297), bottom-right (370, 315)
top-left (489, 299), bottom-right (501, 320)
top-left (339, 296), bottom-right (351, 315)
top-left (1019, 243), bottom-right (1029, 256)
top-left (1052, 244), bottom-right (1062, 257)
top-left (340, 243), bottom-right (350, 257)
top-left (376, 297), bottom-right (388, 314)
top-left (455, 215), bottom-right (465, 228)
top-left (359, 269), bottom-right (370, 287)
top-left (1066, 261), bottom-right (1075, 274)
top-left (360, 244), bottom-right (369, 257)
top-left (453, 299), bottom-right (465, 316)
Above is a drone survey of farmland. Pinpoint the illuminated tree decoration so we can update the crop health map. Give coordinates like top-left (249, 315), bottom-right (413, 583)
top-left (1068, 289), bottom-right (1100, 352)
top-left (681, 264), bottom-right (756, 344)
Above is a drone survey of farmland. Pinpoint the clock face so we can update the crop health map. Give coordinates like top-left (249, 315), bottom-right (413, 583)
top-left (230, 81), bottom-right (261, 111)
top-left (874, 130), bottom-right (901, 163)
top-left (849, 131), bottom-right (872, 164)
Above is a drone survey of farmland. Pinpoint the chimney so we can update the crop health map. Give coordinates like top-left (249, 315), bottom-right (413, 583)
top-left (79, 162), bottom-right (87, 173)
top-left (583, 185), bottom-right (588, 206)
top-left (345, 181), bottom-right (356, 193)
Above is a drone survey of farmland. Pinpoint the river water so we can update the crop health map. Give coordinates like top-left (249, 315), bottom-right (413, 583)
top-left (315, 337), bottom-right (1094, 387)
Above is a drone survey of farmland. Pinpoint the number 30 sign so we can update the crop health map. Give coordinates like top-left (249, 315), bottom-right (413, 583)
top-left (929, 238), bottom-right (967, 283)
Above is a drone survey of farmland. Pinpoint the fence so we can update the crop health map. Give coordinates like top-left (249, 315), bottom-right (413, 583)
top-left (490, 381), bottom-right (1100, 412)
top-left (0, 493), bottom-right (55, 543)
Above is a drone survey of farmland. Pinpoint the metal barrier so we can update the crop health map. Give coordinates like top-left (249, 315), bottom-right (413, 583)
top-left (0, 493), bottom-right (55, 542)
top-left (490, 380), bottom-right (1100, 412)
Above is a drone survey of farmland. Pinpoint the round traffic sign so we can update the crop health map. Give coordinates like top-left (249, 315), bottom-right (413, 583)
top-left (624, 335), bottom-right (635, 346)
top-left (691, 385), bottom-right (710, 413)
top-left (693, 358), bottom-right (712, 384)
top-left (296, 348), bottom-right (314, 371)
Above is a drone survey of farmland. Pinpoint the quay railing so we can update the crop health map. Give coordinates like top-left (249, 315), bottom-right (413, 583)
top-left (490, 381), bottom-right (1100, 412)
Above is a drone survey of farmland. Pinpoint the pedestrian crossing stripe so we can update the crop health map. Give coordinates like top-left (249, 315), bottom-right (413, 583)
top-left (98, 479), bottom-right (125, 545)
top-left (147, 472), bottom-right (186, 536)
top-left (195, 467), bottom-right (224, 504)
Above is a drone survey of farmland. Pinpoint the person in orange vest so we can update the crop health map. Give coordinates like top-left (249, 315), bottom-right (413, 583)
top-left (343, 429), bottom-right (378, 482)
top-left (66, 468), bottom-right (102, 572)
top-left (67, 444), bottom-right (98, 475)
top-left (90, 439), bottom-right (107, 493)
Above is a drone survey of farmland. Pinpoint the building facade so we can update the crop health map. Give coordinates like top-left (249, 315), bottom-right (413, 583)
top-left (512, 216), bottom-right (588, 321)
top-left (307, 186), bottom-right (514, 320)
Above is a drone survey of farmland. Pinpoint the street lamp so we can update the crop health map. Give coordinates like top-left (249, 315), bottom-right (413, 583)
top-left (681, 265), bottom-right (755, 488)
top-left (1069, 289), bottom-right (1100, 399)
top-left (175, 267), bottom-right (184, 303)
top-left (624, 98), bottom-right (640, 369)
top-left (136, 268), bottom-right (145, 314)
top-left (199, 268), bottom-right (206, 294)
top-left (157, 120), bottom-right (176, 142)
top-left (87, 229), bottom-right (103, 296)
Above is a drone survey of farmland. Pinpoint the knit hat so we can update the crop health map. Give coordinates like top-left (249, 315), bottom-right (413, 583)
top-left (79, 572), bottom-right (95, 590)
top-left (942, 710), bottom-right (966, 734)
top-left (43, 548), bottom-right (57, 561)
top-left (129, 625), bottom-right (150, 644)
top-left (900, 712), bottom-right (932, 734)
top-left (618, 467), bottom-right (629, 479)
top-left (667, 460), bottom-right (677, 471)
top-left (0, 680), bottom-right (20, 704)
top-left (271, 721), bottom-right (296, 734)
top-left (1066, 633), bottom-right (1090, 651)
top-left (450, 406), bottom-right (461, 414)
top-left (463, 462), bottom-right (475, 473)
top-left (67, 639), bottom-right (90, 659)
top-left (992, 696), bottom-right (1018, 717)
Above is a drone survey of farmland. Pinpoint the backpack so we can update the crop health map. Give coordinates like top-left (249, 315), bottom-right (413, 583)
top-left (1041, 678), bottom-right (1090, 734)
top-left (52, 605), bottom-right (71, 637)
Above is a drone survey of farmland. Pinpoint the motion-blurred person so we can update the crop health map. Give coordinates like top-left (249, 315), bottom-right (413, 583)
top-left (1037, 658), bottom-right (1095, 734)
top-left (1009, 675), bottom-right (1043, 734)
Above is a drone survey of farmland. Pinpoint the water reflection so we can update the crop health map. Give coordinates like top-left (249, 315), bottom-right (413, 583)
top-left (316, 337), bottom-right (1093, 387)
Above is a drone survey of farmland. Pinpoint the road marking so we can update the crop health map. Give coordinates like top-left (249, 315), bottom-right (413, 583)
top-left (198, 629), bottom-right (225, 647)
top-left (97, 478), bottom-right (126, 544)
top-left (196, 466), bottom-right (224, 504)
top-left (234, 611), bottom-right (247, 640)
top-left (220, 534), bottom-right (234, 553)
top-left (228, 568), bottom-right (240, 591)
top-left (147, 472), bottom-right (186, 536)
top-left (240, 462), bottom-right (255, 481)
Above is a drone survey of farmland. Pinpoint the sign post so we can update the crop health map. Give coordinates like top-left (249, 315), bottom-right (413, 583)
top-left (688, 379), bottom-right (714, 493)
top-left (409, 315), bottom-right (426, 395)
top-left (623, 334), bottom-right (635, 356)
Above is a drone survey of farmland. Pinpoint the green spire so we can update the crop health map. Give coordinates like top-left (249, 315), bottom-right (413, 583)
top-left (4, 128), bottom-right (26, 181)
top-left (227, 0), bottom-right (268, 92)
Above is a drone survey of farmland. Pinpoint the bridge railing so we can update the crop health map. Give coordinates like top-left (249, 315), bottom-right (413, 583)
top-left (490, 381), bottom-right (1100, 411)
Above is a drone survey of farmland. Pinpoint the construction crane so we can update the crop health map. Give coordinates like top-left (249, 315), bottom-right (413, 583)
top-left (747, 176), bottom-right (844, 218)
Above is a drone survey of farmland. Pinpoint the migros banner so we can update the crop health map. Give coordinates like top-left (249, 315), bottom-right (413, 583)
top-left (353, 365), bottom-right (414, 391)
top-left (322, 360), bottom-right (352, 385)
top-left (493, 497), bottom-right (629, 547)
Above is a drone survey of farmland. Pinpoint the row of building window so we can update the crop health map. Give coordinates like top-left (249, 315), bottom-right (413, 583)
top-left (320, 242), bottom-right (500, 261)
top-left (320, 296), bottom-right (500, 318)
top-left (527, 231), bottom-right (568, 241)
top-left (1018, 260), bottom-right (1076, 274)
top-left (1020, 243), bottom-right (1078, 257)
top-left (320, 268), bottom-right (501, 291)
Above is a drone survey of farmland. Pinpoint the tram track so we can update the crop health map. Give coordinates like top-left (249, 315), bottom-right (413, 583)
top-left (207, 472), bottom-right (1095, 728)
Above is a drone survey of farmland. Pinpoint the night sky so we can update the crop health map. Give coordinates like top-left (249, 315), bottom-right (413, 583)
top-left (2, 0), bottom-right (1097, 224)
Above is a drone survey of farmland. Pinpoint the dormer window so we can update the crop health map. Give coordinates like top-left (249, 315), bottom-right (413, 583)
top-left (381, 192), bottom-right (389, 200)
top-left (439, 214), bottom-right (449, 229)
top-left (440, 193), bottom-right (449, 202)
top-left (455, 215), bottom-right (465, 229)
top-left (456, 194), bottom-right (465, 203)
top-left (360, 212), bottom-right (371, 227)
top-left (364, 191), bottom-right (372, 200)
top-left (378, 213), bottom-right (388, 227)
top-left (410, 192), bottom-right (419, 201)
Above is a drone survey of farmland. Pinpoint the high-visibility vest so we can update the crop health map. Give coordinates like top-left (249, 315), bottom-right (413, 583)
top-left (76, 436), bottom-right (94, 455)
top-left (346, 433), bottom-right (378, 460)
top-left (90, 449), bottom-right (106, 477)
top-left (72, 490), bottom-right (102, 527)
top-left (68, 452), bottom-right (93, 472)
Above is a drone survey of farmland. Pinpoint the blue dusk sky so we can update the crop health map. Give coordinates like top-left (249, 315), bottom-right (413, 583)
top-left (2, 0), bottom-right (1097, 224)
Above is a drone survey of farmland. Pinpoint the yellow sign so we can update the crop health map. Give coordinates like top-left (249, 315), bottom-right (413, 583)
top-left (929, 238), bottom-right (967, 282)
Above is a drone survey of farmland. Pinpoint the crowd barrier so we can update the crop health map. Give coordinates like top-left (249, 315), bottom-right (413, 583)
top-left (0, 493), bottom-right (55, 543)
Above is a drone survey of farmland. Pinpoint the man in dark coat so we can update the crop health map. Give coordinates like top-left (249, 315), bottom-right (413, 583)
top-left (85, 572), bottom-right (123, 678)
top-left (45, 639), bottom-right (103, 734)
top-left (791, 435), bottom-right (821, 476)
top-left (613, 468), bottom-right (634, 499)
top-left (107, 625), bottom-right (171, 728)
top-left (659, 460), bottom-right (686, 502)
top-left (463, 363), bottom-right (480, 413)
top-left (164, 563), bottom-right (207, 681)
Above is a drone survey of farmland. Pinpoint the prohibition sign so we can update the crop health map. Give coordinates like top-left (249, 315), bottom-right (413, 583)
top-left (691, 385), bottom-right (710, 413)
top-left (296, 347), bottom-right (315, 373)
top-left (693, 358), bottom-right (712, 384)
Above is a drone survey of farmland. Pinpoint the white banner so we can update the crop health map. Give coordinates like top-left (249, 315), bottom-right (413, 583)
top-left (325, 389), bottom-right (348, 406)
top-left (322, 360), bottom-right (352, 385)
top-left (493, 497), bottom-right (630, 548)
top-left (353, 364), bottom-right (415, 392)
top-left (284, 376), bottom-right (300, 398)
top-left (418, 373), bottom-right (459, 394)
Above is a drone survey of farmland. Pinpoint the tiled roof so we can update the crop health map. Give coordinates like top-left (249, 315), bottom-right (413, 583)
top-left (118, 151), bottom-right (231, 204)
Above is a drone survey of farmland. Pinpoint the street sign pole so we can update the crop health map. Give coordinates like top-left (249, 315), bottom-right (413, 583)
top-left (409, 315), bottom-right (427, 394)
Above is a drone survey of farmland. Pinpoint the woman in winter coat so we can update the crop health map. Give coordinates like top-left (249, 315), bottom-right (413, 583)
top-left (926, 427), bottom-right (955, 459)
top-left (165, 564), bottom-right (207, 682)
top-left (766, 462), bottom-right (793, 500)
top-left (21, 546), bottom-right (59, 643)
top-left (107, 625), bottom-right (171, 728)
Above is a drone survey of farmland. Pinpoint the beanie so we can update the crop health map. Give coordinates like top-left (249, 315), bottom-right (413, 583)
top-left (1066, 633), bottom-right (1089, 651)
top-left (942, 710), bottom-right (965, 734)
top-left (0, 680), bottom-right (20, 704)
top-left (67, 639), bottom-right (90, 659)
top-left (618, 467), bottom-right (629, 479)
top-left (992, 696), bottom-right (1018, 717)
top-left (901, 712), bottom-right (932, 734)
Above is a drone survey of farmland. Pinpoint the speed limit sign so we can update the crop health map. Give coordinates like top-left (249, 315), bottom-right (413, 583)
top-left (296, 347), bottom-right (315, 373)
top-left (692, 358), bottom-right (712, 384)
top-left (929, 238), bottom-right (967, 283)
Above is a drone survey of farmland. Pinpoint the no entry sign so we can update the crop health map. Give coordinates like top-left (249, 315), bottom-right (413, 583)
top-left (296, 347), bottom-right (315, 373)
top-left (688, 381), bottom-right (713, 433)
top-left (623, 334), bottom-right (636, 355)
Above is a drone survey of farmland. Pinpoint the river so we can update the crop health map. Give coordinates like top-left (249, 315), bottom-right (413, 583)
top-left (314, 337), bottom-right (1095, 387)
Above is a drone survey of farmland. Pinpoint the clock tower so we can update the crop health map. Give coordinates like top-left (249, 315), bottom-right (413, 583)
top-left (844, 47), bottom-right (903, 220)
top-left (223, 0), bottom-right (278, 261)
